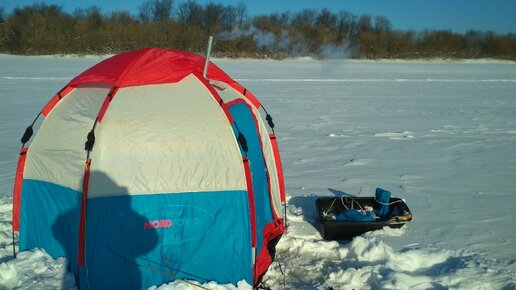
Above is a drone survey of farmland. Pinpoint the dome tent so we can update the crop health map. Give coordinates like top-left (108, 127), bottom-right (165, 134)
top-left (12, 48), bottom-right (286, 289)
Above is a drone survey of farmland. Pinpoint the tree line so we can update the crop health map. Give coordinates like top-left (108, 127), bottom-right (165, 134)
top-left (0, 1), bottom-right (515, 60)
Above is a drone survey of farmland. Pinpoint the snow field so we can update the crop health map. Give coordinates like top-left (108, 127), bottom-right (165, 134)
top-left (1, 55), bottom-right (516, 289)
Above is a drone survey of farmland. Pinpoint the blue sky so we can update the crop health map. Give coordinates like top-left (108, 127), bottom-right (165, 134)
top-left (1, 0), bottom-right (515, 34)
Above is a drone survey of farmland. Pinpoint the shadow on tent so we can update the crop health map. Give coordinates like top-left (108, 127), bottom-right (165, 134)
top-left (52, 171), bottom-right (160, 289)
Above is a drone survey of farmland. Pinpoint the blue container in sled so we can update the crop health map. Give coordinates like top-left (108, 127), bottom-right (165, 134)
top-left (315, 189), bottom-right (412, 240)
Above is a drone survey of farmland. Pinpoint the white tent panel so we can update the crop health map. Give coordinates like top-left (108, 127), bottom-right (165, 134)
top-left (89, 74), bottom-right (246, 197)
top-left (24, 85), bottom-right (110, 191)
top-left (211, 80), bottom-right (241, 103)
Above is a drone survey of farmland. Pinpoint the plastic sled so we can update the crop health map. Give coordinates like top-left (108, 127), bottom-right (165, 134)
top-left (315, 195), bottom-right (412, 240)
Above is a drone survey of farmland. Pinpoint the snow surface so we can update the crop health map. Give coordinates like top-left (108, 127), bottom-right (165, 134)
top-left (1, 54), bottom-right (516, 289)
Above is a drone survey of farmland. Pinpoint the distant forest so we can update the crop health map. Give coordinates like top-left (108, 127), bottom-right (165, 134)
top-left (1, 0), bottom-right (515, 60)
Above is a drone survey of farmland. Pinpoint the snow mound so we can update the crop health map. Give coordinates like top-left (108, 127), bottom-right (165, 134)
top-left (0, 249), bottom-right (76, 290)
top-left (0, 197), bottom-right (16, 260)
top-left (263, 233), bottom-right (516, 290)
top-left (150, 279), bottom-right (252, 290)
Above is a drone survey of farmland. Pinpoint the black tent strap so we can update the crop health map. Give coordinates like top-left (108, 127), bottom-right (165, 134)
top-left (107, 89), bottom-right (115, 100)
top-left (84, 119), bottom-right (98, 153)
top-left (20, 112), bottom-right (42, 146)
top-left (259, 104), bottom-right (275, 134)
top-left (20, 126), bottom-right (33, 145)
top-left (232, 121), bottom-right (249, 155)
top-left (265, 114), bottom-right (274, 130)
top-left (238, 132), bottom-right (248, 153)
top-left (84, 129), bottom-right (95, 152)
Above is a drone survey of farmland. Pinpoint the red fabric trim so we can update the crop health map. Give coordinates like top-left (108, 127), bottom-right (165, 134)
top-left (78, 159), bottom-right (91, 266)
top-left (67, 48), bottom-right (239, 88)
top-left (223, 98), bottom-right (246, 108)
top-left (41, 95), bottom-right (60, 117)
top-left (12, 147), bottom-right (28, 232)
top-left (227, 83), bottom-right (261, 109)
top-left (41, 86), bottom-right (74, 117)
top-left (97, 87), bottom-right (119, 123)
top-left (270, 134), bottom-right (286, 203)
top-left (243, 157), bottom-right (257, 248)
top-left (254, 219), bottom-right (284, 284)
top-left (211, 83), bottom-right (225, 91)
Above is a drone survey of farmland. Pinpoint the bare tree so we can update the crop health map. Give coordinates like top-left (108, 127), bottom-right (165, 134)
top-left (337, 10), bottom-right (358, 42)
top-left (85, 6), bottom-right (103, 29)
top-left (0, 6), bottom-right (5, 23)
top-left (292, 9), bottom-right (317, 27)
top-left (222, 5), bottom-right (237, 30)
top-left (1, 3), bottom-right (515, 60)
top-left (235, 2), bottom-right (247, 26)
top-left (177, 0), bottom-right (203, 26)
top-left (316, 8), bottom-right (337, 29)
top-left (152, 0), bottom-right (173, 22)
top-left (138, 0), bottom-right (153, 23)
top-left (138, 0), bottom-right (173, 23)
top-left (374, 15), bottom-right (391, 32)
top-left (358, 14), bottom-right (372, 32)
top-left (204, 3), bottom-right (224, 32)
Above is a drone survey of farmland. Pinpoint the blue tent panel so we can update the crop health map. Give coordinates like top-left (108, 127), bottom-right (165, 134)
top-left (82, 190), bottom-right (252, 289)
top-left (19, 179), bottom-right (81, 271)
top-left (228, 102), bottom-right (274, 254)
top-left (19, 180), bottom-right (252, 289)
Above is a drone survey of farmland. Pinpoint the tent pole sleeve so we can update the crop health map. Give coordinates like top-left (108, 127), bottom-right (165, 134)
top-left (77, 159), bottom-right (91, 267)
top-left (243, 157), bottom-right (258, 284)
top-left (12, 147), bottom-right (28, 232)
top-left (12, 147), bottom-right (28, 258)
top-left (243, 157), bottom-right (256, 247)
top-left (41, 86), bottom-right (75, 117)
top-left (269, 134), bottom-right (287, 226)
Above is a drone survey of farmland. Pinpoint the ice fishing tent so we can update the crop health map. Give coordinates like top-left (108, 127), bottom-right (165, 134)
top-left (12, 48), bottom-right (286, 289)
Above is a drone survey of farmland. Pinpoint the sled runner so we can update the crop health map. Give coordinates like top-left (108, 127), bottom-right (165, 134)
top-left (316, 188), bottom-right (412, 240)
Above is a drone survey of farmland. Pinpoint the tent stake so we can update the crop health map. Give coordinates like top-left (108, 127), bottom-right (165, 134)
top-left (203, 36), bottom-right (214, 79)
top-left (12, 230), bottom-right (16, 258)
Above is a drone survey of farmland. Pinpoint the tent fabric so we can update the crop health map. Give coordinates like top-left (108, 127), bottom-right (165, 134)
top-left (23, 86), bottom-right (109, 191)
top-left (270, 135), bottom-right (286, 203)
top-left (13, 48), bottom-right (284, 289)
top-left (228, 102), bottom-right (274, 256)
top-left (215, 81), bottom-right (284, 219)
top-left (83, 190), bottom-right (252, 289)
top-left (89, 76), bottom-right (246, 197)
top-left (12, 147), bottom-right (28, 231)
top-left (19, 179), bottom-right (81, 266)
top-left (41, 86), bottom-right (76, 117)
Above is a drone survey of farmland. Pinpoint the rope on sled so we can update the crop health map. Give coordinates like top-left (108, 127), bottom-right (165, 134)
top-left (323, 196), bottom-right (366, 217)
top-left (373, 197), bottom-right (404, 206)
